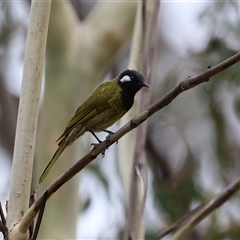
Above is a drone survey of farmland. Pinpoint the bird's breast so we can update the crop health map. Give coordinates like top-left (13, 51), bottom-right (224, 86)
top-left (121, 90), bottom-right (134, 111)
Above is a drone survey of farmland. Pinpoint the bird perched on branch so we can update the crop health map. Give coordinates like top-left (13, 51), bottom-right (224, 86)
top-left (39, 69), bottom-right (148, 183)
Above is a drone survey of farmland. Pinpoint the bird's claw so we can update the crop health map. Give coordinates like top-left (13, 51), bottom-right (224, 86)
top-left (91, 142), bottom-right (106, 157)
top-left (105, 132), bottom-right (118, 145)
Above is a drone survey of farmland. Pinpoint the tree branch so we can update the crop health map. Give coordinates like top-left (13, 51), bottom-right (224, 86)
top-left (19, 51), bottom-right (240, 233)
top-left (118, 0), bottom-right (146, 238)
top-left (171, 176), bottom-right (240, 239)
top-left (148, 52), bottom-right (240, 117)
top-left (6, 0), bottom-right (51, 238)
top-left (124, 0), bottom-right (160, 239)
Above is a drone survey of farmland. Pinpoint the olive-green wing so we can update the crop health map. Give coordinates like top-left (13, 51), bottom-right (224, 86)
top-left (57, 80), bottom-right (120, 141)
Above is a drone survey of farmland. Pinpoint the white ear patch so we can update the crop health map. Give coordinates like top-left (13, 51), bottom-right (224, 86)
top-left (120, 75), bottom-right (131, 83)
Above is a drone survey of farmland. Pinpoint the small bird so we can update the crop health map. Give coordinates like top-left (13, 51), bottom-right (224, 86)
top-left (39, 69), bottom-right (148, 183)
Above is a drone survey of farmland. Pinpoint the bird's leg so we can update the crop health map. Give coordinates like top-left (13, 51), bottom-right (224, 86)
top-left (95, 128), bottom-right (117, 143)
top-left (89, 130), bottom-right (102, 143)
top-left (89, 131), bottom-right (106, 157)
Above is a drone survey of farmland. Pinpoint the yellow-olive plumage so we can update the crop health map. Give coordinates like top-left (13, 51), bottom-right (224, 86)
top-left (39, 69), bottom-right (148, 183)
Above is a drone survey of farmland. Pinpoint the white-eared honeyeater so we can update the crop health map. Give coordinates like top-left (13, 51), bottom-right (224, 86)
top-left (39, 69), bottom-right (148, 183)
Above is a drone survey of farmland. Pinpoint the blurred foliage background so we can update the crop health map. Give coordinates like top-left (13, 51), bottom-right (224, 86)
top-left (0, 1), bottom-right (240, 239)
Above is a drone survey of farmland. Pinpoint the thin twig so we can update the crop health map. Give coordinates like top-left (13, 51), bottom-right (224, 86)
top-left (159, 176), bottom-right (240, 238)
top-left (158, 199), bottom-right (211, 238)
top-left (0, 203), bottom-right (6, 226)
top-left (0, 221), bottom-right (8, 240)
top-left (28, 191), bottom-right (36, 239)
top-left (31, 190), bottom-right (48, 240)
top-left (0, 202), bottom-right (7, 239)
top-left (19, 51), bottom-right (240, 233)
top-left (172, 176), bottom-right (240, 239)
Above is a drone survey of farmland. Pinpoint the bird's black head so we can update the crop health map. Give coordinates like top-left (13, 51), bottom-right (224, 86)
top-left (118, 69), bottom-right (148, 92)
top-left (118, 69), bottom-right (149, 110)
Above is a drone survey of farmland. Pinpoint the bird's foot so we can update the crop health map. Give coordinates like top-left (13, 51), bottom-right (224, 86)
top-left (93, 128), bottom-right (117, 145)
top-left (105, 132), bottom-right (118, 145)
top-left (91, 142), bottom-right (106, 157)
top-left (91, 142), bottom-right (101, 148)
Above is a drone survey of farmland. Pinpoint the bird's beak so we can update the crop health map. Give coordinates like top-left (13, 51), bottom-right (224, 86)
top-left (142, 82), bottom-right (149, 88)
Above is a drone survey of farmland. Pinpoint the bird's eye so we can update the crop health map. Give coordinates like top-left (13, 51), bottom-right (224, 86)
top-left (120, 75), bottom-right (131, 83)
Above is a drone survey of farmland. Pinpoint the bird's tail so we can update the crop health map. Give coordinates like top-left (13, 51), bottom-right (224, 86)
top-left (39, 140), bottom-right (68, 184)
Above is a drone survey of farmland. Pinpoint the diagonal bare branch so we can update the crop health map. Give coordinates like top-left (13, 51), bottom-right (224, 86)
top-left (171, 176), bottom-right (240, 239)
top-left (19, 51), bottom-right (240, 233)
